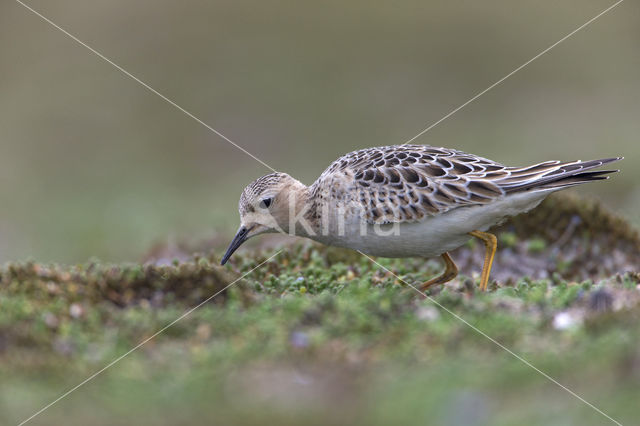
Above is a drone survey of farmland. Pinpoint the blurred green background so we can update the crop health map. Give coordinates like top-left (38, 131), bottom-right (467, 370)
top-left (1, 0), bottom-right (638, 263)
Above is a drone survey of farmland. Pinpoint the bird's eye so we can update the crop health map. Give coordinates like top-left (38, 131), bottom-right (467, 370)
top-left (259, 197), bottom-right (273, 209)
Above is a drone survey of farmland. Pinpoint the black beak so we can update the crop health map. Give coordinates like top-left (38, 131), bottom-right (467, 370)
top-left (221, 226), bottom-right (251, 265)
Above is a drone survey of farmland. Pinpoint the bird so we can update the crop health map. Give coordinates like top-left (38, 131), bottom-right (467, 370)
top-left (221, 144), bottom-right (622, 291)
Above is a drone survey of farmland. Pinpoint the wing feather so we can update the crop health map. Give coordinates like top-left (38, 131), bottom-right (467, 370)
top-left (309, 145), bottom-right (621, 225)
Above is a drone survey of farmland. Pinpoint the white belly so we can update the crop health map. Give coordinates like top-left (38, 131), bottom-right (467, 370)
top-left (310, 191), bottom-right (549, 258)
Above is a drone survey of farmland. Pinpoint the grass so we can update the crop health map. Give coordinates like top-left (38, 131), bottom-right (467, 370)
top-left (1, 194), bottom-right (639, 425)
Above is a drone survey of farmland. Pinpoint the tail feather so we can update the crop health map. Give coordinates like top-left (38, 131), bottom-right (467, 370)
top-left (501, 157), bottom-right (622, 194)
top-left (537, 170), bottom-right (617, 190)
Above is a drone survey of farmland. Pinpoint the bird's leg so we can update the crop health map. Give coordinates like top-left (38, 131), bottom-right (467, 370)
top-left (420, 252), bottom-right (458, 290)
top-left (469, 230), bottom-right (497, 291)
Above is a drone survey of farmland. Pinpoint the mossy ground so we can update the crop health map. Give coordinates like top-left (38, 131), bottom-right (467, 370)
top-left (1, 194), bottom-right (639, 426)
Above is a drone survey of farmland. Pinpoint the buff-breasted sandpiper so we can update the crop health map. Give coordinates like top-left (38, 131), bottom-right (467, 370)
top-left (221, 144), bottom-right (622, 291)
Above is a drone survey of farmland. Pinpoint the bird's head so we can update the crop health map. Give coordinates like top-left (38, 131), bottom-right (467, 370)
top-left (220, 172), bottom-right (308, 265)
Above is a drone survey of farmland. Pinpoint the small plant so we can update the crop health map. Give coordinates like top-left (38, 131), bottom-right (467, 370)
top-left (527, 237), bottom-right (547, 253)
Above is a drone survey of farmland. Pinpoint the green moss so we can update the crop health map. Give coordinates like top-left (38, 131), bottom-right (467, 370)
top-left (1, 193), bottom-right (639, 425)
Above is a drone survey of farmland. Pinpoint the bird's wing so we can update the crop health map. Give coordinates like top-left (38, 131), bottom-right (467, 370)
top-left (310, 144), bottom-right (620, 225)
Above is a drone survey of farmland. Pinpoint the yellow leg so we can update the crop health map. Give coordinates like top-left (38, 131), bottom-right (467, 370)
top-left (469, 230), bottom-right (497, 291)
top-left (420, 252), bottom-right (458, 291)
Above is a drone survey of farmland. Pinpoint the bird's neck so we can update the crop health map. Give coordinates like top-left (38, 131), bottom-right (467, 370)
top-left (278, 182), bottom-right (318, 237)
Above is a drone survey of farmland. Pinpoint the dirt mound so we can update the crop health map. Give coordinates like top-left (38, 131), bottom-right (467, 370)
top-left (455, 193), bottom-right (640, 283)
top-left (0, 258), bottom-right (242, 308)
